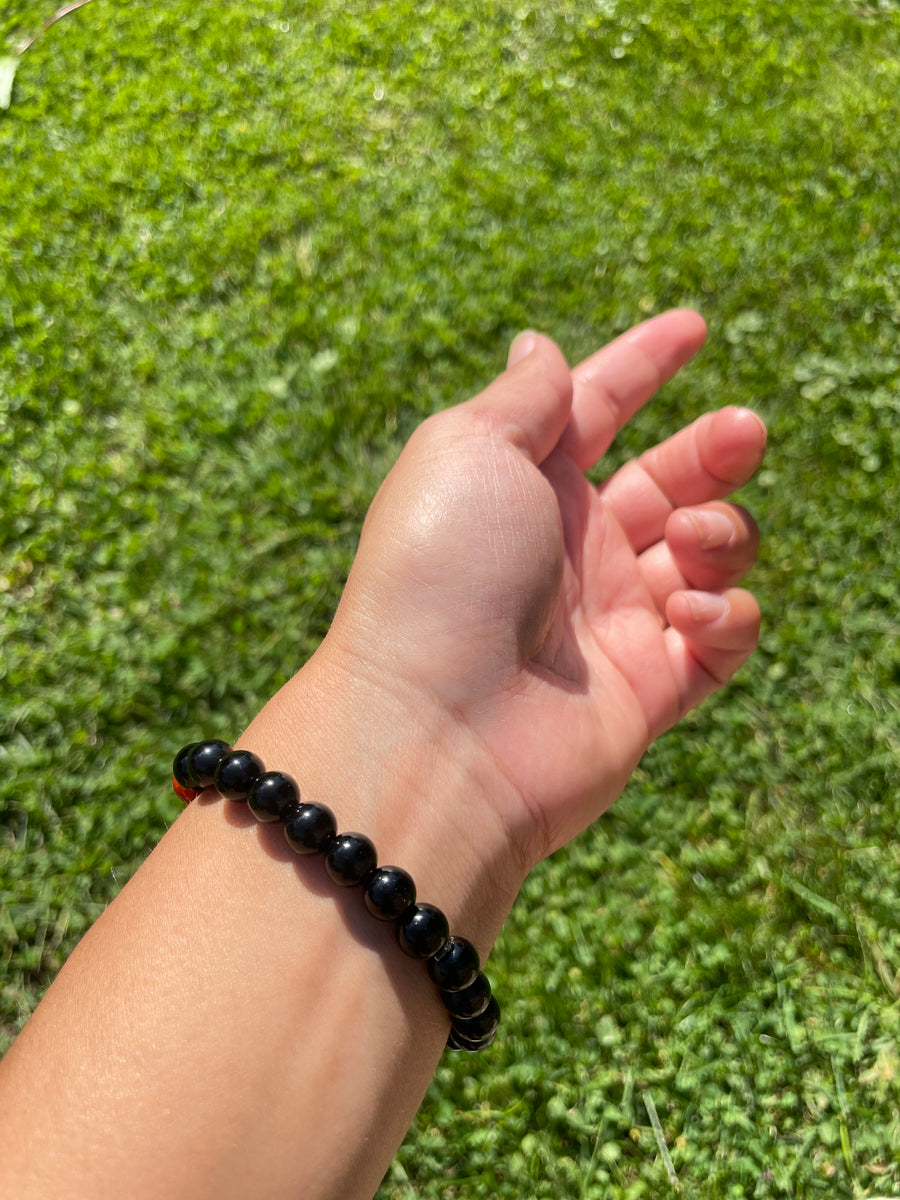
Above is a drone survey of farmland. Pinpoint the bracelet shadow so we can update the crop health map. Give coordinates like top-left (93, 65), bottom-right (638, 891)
top-left (198, 792), bottom-right (449, 1046)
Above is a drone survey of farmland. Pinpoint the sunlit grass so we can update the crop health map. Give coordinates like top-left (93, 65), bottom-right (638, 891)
top-left (2, 2), bottom-right (899, 1195)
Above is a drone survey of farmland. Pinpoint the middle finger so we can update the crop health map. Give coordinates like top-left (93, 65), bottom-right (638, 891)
top-left (599, 406), bottom-right (767, 555)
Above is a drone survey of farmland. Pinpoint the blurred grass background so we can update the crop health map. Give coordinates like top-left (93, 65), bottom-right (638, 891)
top-left (2, 1), bottom-right (899, 1195)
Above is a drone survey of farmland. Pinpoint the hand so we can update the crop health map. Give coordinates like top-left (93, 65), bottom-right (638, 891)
top-left (322, 310), bottom-right (765, 872)
top-left (0, 313), bottom-right (766, 1200)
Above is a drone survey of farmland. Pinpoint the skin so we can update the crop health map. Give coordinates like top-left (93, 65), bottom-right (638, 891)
top-left (0, 310), bottom-right (765, 1200)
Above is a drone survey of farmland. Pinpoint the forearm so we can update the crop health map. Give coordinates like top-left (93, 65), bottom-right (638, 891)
top-left (0, 649), bottom-right (522, 1200)
top-left (0, 315), bottom-right (766, 1199)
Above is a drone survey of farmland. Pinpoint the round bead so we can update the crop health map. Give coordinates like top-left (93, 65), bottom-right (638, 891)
top-left (324, 833), bottom-right (377, 886)
top-left (395, 903), bottom-right (449, 959)
top-left (446, 1029), bottom-right (464, 1051)
top-left (440, 971), bottom-right (492, 1019)
top-left (284, 803), bottom-right (337, 854)
top-left (188, 739), bottom-right (233, 788)
top-left (451, 995), bottom-right (500, 1047)
top-left (213, 749), bottom-right (264, 801)
top-left (172, 776), bottom-right (201, 804)
top-left (363, 866), bottom-right (416, 921)
top-left (427, 936), bottom-right (480, 992)
top-left (173, 743), bottom-right (199, 788)
top-left (247, 771), bottom-right (299, 823)
top-left (452, 1025), bottom-right (497, 1052)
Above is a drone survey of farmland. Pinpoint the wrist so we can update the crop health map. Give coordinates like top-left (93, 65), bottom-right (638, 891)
top-left (234, 639), bottom-right (525, 956)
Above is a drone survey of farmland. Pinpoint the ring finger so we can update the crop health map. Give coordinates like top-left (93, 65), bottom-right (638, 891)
top-left (638, 501), bottom-right (760, 617)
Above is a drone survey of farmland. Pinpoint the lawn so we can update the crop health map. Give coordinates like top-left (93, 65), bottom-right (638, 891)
top-left (2, 1), bottom-right (899, 1195)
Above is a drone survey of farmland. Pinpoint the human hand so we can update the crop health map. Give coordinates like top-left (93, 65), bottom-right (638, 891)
top-left (0, 312), bottom-right (764, 1200)
top-left (316, 310), bottom-right (765, 876)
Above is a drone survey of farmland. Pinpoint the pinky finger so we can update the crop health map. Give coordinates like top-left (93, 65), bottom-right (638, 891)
top-left (664, 587), bottom-right (761, 716)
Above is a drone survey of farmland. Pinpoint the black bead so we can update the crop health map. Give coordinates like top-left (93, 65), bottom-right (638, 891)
top-left (213, 749), bottom-right (264, 801)
top-left (427, 936), bottom-right (480, 992)
top-left (440, 971), bottom-right (492, 1019)
top-left (446, 1029), bottom-right (464, 1051)
top-left (284, 803), bottom-right (337, 855)
top-left (451, 995), bottom-right (500, 1047)
top-left (451, 1025), bottom-right (497, 1052)
top-left (363, 866), bottom-right (416, 921)
top-left (247, 771), bottom-right (299, 823)
top-left (188, 739), bottom-right (233, 788)
top-left (324, 833), bottom-right (377, 886)
top-left (395, 903), bottom-right (449, 959)
top-left (173, 743), bottom-right (199, 788)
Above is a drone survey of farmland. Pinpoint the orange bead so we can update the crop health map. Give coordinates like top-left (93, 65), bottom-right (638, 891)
top-left (173, 776), bottom-right (201, 803)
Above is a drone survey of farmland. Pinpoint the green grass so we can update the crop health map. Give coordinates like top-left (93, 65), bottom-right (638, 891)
top-left (2, 1), bottom-right (900, 1195)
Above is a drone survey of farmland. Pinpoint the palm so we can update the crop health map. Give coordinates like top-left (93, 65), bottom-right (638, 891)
top-left (338, 312), bottom-right (764, 864)
top-left (460, 443), bottom-right (690, 857)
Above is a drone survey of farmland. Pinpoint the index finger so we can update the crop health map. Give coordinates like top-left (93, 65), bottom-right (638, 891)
top-left (558, 309), bottom-right (708, 472)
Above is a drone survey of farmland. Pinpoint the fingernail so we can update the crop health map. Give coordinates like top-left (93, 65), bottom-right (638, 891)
top-left (688, 510), bottom-right (734, 551)
top-left (739, 407), bottom-right (768, 441)
top-left (739, 408), bottom-right (768, 465)
top-left (684, 592), bottom-right (728, 622)
top-left (507, 330), bottom-right (537, 368)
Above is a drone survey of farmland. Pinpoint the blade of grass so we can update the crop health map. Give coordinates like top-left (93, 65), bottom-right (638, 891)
top-left (17, 0), bottom-right (96, 55)
top-left (643, 1089), bottom-right (679, 1190)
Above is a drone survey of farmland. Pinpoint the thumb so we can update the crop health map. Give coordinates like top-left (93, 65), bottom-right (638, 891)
top-left (507, 329), bottom-right (538, 368)
top-left (459, 331), bottom-right (573, 466)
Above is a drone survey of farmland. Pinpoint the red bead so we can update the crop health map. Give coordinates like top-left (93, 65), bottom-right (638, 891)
top-left (173, 776), bottom-right (202, 803)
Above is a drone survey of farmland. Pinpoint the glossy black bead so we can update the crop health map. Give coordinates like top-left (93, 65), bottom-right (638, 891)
top-left (173, 743), bottom-right (199, 788)
top-left (324, 833), bottom-right (377, 886)
top-left (446, 1029), bottom-right (464, 1051)
top-left (188, 739), bottom-right (233, 788)
top-left (440, 971), bottom-right (492, 1019)
top-left (451, 995), bottom-right (500, 1047)
top-left (427, 936), bottom-right (480, 992)
top-left (284, 803), bottom-right (337, 854)
top-left (395, 903), bottom-right (449, 959)
top-left (451, 1025), bottom-right (497, 1052)
top-left (363, 866), bottom-right (416, 921)
top-left (213, 749), bottom-right (264, 801)
top-left (247, 771), bottom-right (299, 823)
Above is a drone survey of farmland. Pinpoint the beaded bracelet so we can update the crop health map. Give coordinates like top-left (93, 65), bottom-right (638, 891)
top-left (173, 739), bottom-right (499, 1052)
